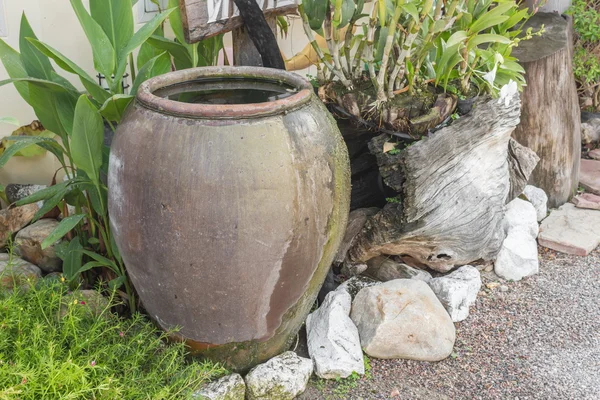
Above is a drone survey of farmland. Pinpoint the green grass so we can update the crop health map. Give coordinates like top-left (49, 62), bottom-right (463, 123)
top-left (0, 280), bottom-right (227, 399)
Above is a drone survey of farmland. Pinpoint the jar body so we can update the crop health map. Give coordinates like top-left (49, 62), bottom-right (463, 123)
top-left (108, 70), bottom-right (350, 371)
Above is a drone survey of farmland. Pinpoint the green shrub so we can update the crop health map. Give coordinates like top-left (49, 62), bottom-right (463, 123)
top-left (0, 281), bottom-right (226, 399)
top-left (568, 0), bottom-right (600, 111)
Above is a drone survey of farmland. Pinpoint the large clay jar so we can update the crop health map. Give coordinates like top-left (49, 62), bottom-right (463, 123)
top-left (108, 67), bottom-right (350, 371)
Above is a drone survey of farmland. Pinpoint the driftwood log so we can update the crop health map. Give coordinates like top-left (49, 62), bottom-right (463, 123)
top-left (511, 13), bottom-right (581, 208)
top-left (347, 92), bottom-right (539, 272)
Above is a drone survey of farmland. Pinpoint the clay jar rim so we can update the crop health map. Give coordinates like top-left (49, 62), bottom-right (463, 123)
top-left (136, 66), bottom-right (314, 119)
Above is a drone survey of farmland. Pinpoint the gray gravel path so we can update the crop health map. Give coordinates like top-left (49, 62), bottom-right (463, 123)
top-left (299, 247), bottom-right (600, 400)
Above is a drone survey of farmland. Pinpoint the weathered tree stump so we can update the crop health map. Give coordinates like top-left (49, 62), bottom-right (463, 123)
top-left (347, 92), bottom-right (539, 272)
top-left (511, 12), bottom-right (581, 208)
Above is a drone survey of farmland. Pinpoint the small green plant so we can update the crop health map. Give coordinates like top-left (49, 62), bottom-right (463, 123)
top-left (386, 196), bottom-right (402, 204)
top-left (0, 281), bottom-right (227, 399)
top-left (568, 0), bottom-right (600, 111)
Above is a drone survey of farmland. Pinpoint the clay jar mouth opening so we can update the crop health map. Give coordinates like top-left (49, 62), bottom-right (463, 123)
top-left (136, 66), bottom-right (314, 119)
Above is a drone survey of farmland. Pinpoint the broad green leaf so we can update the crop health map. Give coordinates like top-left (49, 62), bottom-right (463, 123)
top-left (15, 181), bottom-right (70, 206)
top-left (469, 2), bottom-right (514, 34)
top-left (71, 95), bottom-right (104, 184)
top-left (70, 0), bottom-right (116, 78)
top-left (80, 249), bottom-right (119, 272)
top-left (168, 0), bottom-right (187, 46)
top-left (197, 35), bottom-right (224, 67)
top-left (302, 0), bottom-right (329, 30)
top-left (19, 14), bottom-right (54, 80)
top-left (41, 214), bottom-right (85, 249)
top-left (62, 236), bottom-right (83, 281)
top-left (108, 276), bottom-right (126, 290)
top-left (33, 188), bottom-right (68, 221)
top-left (0, 117), bottom-right (20, 126)
top-left (0, 136), bottom-right (56, 169)
top-left (137, 26), bottom-right (164, 69)
top-left (115, 8), bottom-right (175, 83)
top-left (0, 39), bottom-right (30, 103)
top-left (27, 38), bottom-right (110, 103)
top-left (401, 3), bottom-right (419, 23)
top-left (78, 261), bottom-right (111, 275)
top-left (131, 52), bottom-right (171, 95)
top-left (446, 31), bottom-right (468, 48)
top-left (99, 94), bottom-right (134, 123)
top-left (467, 34), bottom-right (512, 51)
top-left (0, 77), bottom-right (74, 92)
top-left (27, 83), bottom-right (77, 140)
top-left (90, 0), bottom-right (134, 57)
top-left (147, 35), bottom-right (192, 69)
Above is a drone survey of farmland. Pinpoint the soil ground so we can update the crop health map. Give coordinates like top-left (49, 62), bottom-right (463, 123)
top-left (297, 247), bottom-right (600, 400)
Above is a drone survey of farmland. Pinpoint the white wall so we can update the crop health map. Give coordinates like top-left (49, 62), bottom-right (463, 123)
top-left (0, 1), bottom-right (312, 185)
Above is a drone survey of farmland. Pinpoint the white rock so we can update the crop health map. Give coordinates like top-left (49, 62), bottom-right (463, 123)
top-left (14, 219), bottom-right (62, 272)
top-left (0, 255), bottom-right (42, 289)
top-left (494, 229), bottom-right (539, 281)
top-left (428, 266), bottom-right (482, 322)
top-left (350, 279), bottom-right (455, 361)
top-left (193, 373), bottom-right (245, 400)
top-left (365, 256), bottom-right (432, 282)
top-left (306, 290), bottom-right (364, 379)
top-left (244, 351), bottom-right (313, 400)
top-left (522, 185), bottom-right (548, 222)
top-left (503, 198), bottom-right (539, 239)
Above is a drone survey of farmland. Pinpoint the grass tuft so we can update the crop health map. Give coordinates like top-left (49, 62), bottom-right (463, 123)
top-left (0, 280), bottom-right (227, 399)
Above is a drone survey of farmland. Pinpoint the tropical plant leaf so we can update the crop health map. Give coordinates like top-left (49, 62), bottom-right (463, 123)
top-left (0, 136), bottom-right (56, 168)
top-left (15, 181), bottom-right (70, 206)
top-left (41, 214), bottom-right (86, 249)
top-left (27, 38), bottom-right (110, 103)
top-left (131, 52), bottom-right (171, 95)
top-left (69, 0), bottom-right (116, 79)
top-left (99, 94), bottom-right (134, 123)
top-left (115, 8), bottom-right (175, 82)
top-left (19, 14), bottom-right (54, 80)
top-left (62, 236), bottom-right (83, 281)
top-left (0, 39), bottom-right (30, 103)
top-left (90, 0), bottom-right (134, 58)
top-left (303, 0), bottom-right (329, 30)
top-left (80, 249), bottom-right (119, 273)
top-left (138, 26), bottom-right (165, 69)
top-left (26, 83), bottom-right (77, 140)
top-left (71, 95), bottom-right (104, 184)
top-left (147, 35), bottom-right (192, 69)
top-left (33, 189), bottom-right (68, 221)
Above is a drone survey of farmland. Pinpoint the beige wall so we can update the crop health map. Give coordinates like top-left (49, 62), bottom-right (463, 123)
top-left (0, 1), bottom-right (311, 185)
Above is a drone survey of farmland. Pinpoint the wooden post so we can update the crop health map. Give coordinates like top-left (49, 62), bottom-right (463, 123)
top-left (232, 16), bottom-right (277, 67)
top-left (511, 13), bottom-right (581, 208)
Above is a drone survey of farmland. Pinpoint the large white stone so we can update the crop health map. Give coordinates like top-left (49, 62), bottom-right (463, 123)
top-left (306, 290), bottom-right (364, 379)
top-left (193, 373), bottom-right (245, 400)
top-left (350, 279), bottom-right (455, 361)
top-left (244, 351), bottom-right (313, 400)
top-left (494, 229), bottom-right (539, 281)
top-left (522, 185), bottom-right (548, 222)
top-left (428, 266), bottom-right (481, 322)
top-left (503, 198), bottom-right (539, 239)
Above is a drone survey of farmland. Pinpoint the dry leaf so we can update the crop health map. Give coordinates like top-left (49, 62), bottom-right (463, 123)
top-left (383, 141), bottom-right (396, 153)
